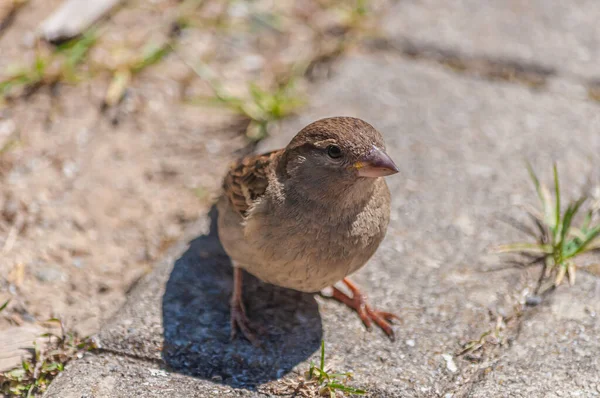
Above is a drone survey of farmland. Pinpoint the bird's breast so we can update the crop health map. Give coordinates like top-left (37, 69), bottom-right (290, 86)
top-left (240, 188), bottom-right (390, 292)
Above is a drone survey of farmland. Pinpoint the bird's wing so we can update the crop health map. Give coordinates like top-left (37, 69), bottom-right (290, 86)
top-left (222, 149), bottom-right (283, 217)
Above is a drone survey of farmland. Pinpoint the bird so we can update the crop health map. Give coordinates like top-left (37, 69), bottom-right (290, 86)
top-left (217, 116), bottom-right (400, 345)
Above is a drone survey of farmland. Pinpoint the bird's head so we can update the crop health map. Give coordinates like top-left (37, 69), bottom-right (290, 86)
top-left (280, 117), bottom-right (399, 203)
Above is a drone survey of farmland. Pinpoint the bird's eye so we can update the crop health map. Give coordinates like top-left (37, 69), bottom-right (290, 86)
top-left (327, 145), bottom-right (342, 159)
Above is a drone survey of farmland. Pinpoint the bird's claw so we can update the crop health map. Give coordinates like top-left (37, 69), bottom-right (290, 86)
top-left (328, 279), bottom-right (400, 341)
top-left (230, 302), bottom-right (262, 347)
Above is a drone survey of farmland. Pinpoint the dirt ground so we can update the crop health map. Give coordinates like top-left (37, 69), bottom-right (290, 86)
top-left (0, 0), bottom-right (391, 339)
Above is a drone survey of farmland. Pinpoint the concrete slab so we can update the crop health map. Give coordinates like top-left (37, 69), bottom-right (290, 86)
top-left (44, 352), bottom-right (257, 398)
top-left (45, 53), bottom-right (600, 397)
top-left (467, 272), bottom-right (600, 398)
top-left (382, 0), bottom-right (600, 81)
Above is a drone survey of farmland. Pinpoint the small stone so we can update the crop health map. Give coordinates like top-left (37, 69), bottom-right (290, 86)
top-left (406, 339), bottom-right (415, 347)
top-left (205, 139), bottom-right (222, 154)
top-left (525, 295), bottom-right (543, 306)
top-left (72, 258), bottom-right (85, 269)
top-left (62, 160), bottom-right (78, 178)
top-left (0, 119), bottom-right (16, 139)
top-left (394, 240), bottom-right (405, 253)
top-left (148, 369), bottom-right (167, 377)
top-left (228, 2), bottom-right (248, 18)
top-left (97, 283), bottom-right (110, 294)
top-left (22, 32), bottom-right (36, 48)
top-left (585, 307), bottom-right (596, 318)
top-left (35, 266), bottom-right (65, 282)
top-left (242, 54), bottom-right (264, 71)
top-left (442, 354), bottom-right (458, 373)
top-left (454, 214), bottom-right (475, 236)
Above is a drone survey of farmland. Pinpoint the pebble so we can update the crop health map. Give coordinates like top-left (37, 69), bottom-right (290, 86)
top-left (148, 369), bottom-right (168, 377)
top-left (0, 119), bottom-right (16, 139)
top-left (62, 160), bottom-right (79, 178)
top-left (406, 339), bottom-right (415, 347)
top-left (525, 295), bottom-right (543, 306)
top-left (72, 258), bottom-right (85, 269)
top-left (442, 354), bottom-right (458, 373)
top-left (454, 214), bottom-right (475, 236)
top-left (205, 139), bottom-right (222, 154)
top-left (35, 266), bottom-right (65, 282)
top-left (242, 54), bottom-right (264, 71)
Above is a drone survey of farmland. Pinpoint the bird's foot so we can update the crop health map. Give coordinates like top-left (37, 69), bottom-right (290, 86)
top-left (230, 266), bottom-right (263, 347)
top-left (328, 278), bottom-right (399, 341)
top-left (230, 299), bottom-right (262, 347)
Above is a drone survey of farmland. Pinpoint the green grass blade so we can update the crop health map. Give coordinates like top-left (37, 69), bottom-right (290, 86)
top-left (568, 227), bottom-right (587, 241)
top-left (26, 383), bottom-right (34, 398)
top-left (22, 359), bottom-right (30, 373)
top-left (0, 299), bottom-right (9, 313)
top-left (327, 382), bottom-right (367, 395)
top-left (132, 44), bottom-right (172, 73)
top-left (559, 197), bottom-right (586, 247)
top-left (64, 31), bottom-right (97, 68)
top-left (581, 210), bottom-right (593, 233)
top-left (571, 225), bottom-right (600, 257)
top-left (248, 82), bottom-right (266, 108)
top-left (320, 340), bottom-right (325, 373)
top-left (553, 164), bottom-right (561, 241)
top-left (526, 162), bottom-right (545, 209)
top-left (34, 56), bottom-right (47, 79)
top-left (526, 162), bottom-right (556, 232)
top-left (328, 372), bottom-right (352, 379)
top-left (492, 243), bottom-right (552, 254)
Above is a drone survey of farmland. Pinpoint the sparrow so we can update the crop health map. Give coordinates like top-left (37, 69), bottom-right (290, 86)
top-left (217, 116), bottom-right (400, 345)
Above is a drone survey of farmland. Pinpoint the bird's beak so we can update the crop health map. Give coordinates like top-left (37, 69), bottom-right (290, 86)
top-left (354, 146), bottom-right (399, 178)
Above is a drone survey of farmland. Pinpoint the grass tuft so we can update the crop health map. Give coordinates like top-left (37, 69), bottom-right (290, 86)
top-left (185, 59), bottom-right (304, 142)
top-left (269, 341), bottom-right (366, 397)
top-left (495, 162), bottom-right (600, 291)
top-left (104, 42), bottom-right (173, 107)
top-left (0, 318), bottom-right (97, 397)
top-left (307, 341), bottom-right (366, 397)
top-left (0, 30), bottom-right (97, 101)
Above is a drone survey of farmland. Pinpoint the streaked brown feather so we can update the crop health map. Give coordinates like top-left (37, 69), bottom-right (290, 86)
top-left (223, 149), bottom-right (283, 217)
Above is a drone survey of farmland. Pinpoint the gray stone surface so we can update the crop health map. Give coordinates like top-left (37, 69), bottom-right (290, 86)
top-left (44, 352), bottom-right (254, 398)
top-left (382, 0), bottom-right (600, 81)
top-left (46, 53), bottom-right (600, 397)
top-left (468, 273), bottom-right (600, 397)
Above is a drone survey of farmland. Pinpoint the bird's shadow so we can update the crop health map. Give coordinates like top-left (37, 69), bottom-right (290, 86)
top-left (161, 206), bottom-right (323, 389)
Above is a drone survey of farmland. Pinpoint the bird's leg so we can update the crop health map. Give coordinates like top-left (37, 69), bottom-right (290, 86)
top-left (328, 278), bottom-right (399, 340)
top-left (230, 266), bottom-right (261, 346)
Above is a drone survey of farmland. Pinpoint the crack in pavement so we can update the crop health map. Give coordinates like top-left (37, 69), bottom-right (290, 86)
top-left (361, 36), bottom-right (600, 104)
top-left (364, 37), bottom-right (554, 87)
top-left (441, 264), bottom-right (600, 396)
top-left (93, 346), bottom-right (166, 367)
